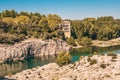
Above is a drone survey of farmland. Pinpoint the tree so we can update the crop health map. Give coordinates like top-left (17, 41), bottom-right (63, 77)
top-left (2, 17), bottom-right (14, 25)
top-left (97, 27), bottom-right (113, 41)
top-left (0, 10), bottom-right (120, 44)
top-left (76, 37), bottom-right (92, 46)
top-left (1, 9), bottom-right (17, 18)
top-left (19, 11), bottom-right (29, 17)
top-left (71, 20), bottom-right (83, 39)
top-left (47, 14), bottom-right (62, 31)
top-left (89, 26), bottom-right (98, 40)
top-left (66, 37), bottom-right (76, 46)
top-left (38, 15), bottom-right (50, 33)
top-left (14, 15), bottom-right (31, 25)
top-left (38, 16), bottom-right (48, 27)
top-left (0, 13), bottom-right (1, 18)
top-left (8, 9), bottom-right (18, 18)
top-left (31, 15), bottom-right (41, 26)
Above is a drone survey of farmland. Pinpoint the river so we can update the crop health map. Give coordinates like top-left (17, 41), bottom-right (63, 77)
top-left (0, 45), bottom-right (120, 77)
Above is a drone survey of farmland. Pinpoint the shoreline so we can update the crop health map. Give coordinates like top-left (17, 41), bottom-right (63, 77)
top-left (0, 38), bottom-right (120, 63)
top-left (6, 54), bottom-right (120, 80)
top-left (92, 38), bottom-right (120, 47)
top-left (0, 38), bottom-right (69, 64)
top-left (72, 38), bottom-right (120, 49)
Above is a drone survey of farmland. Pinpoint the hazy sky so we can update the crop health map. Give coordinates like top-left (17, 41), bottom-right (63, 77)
top-left (0, 0), bottom-right (120, 20)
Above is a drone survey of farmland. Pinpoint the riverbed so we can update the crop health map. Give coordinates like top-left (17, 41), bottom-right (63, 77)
top-left (0, 45), bottom-right (120, 77)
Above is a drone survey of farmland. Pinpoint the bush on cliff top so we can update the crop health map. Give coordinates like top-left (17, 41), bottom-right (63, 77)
top-left (55, 52), bottom-right (72, 66)
top-left (76, 37), bottom-right (92, 46)
top-left (66, 37), bottom-right (76, 46)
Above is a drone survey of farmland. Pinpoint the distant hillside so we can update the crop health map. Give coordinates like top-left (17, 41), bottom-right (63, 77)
top-left (0, 10), bottom-right (120, 44)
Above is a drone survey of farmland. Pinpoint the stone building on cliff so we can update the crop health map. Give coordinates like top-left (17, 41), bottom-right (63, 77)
top-left (61, 20), bottom-right (71, 38)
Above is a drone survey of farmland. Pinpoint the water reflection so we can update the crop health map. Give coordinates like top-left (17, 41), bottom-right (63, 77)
top-left (0, 55), bottom-right (55, 77)
top-left (70, 45), bottom-right (120, 62)
top-left (0, 45), bottom-right (120, 77)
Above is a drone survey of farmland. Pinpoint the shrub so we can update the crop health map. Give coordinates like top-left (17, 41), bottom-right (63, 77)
top-left (100, 63), bottom-right (106, 68)
top-left (101, 53), bottom-right (105, 56)
top-left (33, 32), bottom-right (39, 38)
top-left (93, 52), bottom-right (98, 55)
top-left (76, 37), bottom-right (92, 46)
top-left (107, 53), bottom-right (117, 57)
top-left (89, 59), bottom-right (97, 65)
top-left (8, 73), bottom-right (12, 77)
top-left (87, 57), bottom-right (91, 62)
top-left (66, 37), bottom-right (76, 46)
top-left (111, 59), bottom-right (116, 62)
top-left (105, 75), bottom-right (110, 77)
top-left (55, 52), bottom-right (72, 66)
top-left (107, 53), bottom-right (117, 59)
top-left (0, 33), bottom-right (25, 44)
top-left (112, 56), bottom-right (117, 59)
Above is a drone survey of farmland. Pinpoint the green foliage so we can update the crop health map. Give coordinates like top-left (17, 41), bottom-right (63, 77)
top-left (14, 15), bottom-right (30, 25)
top-left (66, 37), bottom-right (76, 46)
top-left (0, 10), bottom-right (63, 44)
top-left (76, 37), bottom-right (92, 46)
top-left (0, 33), bottom-right (25, 44)
top-left (112, 56), bottom-right (117, 59)
top-left (93, 52), bottom-right (98, 55)
top-left (47, 14), bottom-right (62, 31)
top-left (107, 53), bottom-right (117, 57)
top-left (0, 10), bottom-right (120, 44)
top-left (87, 57), bottom-right (91, 62)
top-left (71, 16), bottom-right (120, 41)
top-left (107, 53), bottom-right (117, 59)
top-left (33, 32), bottom-right (39, 38)
top-left (100, 63), bottom-right (106, 69)
top-left (1, 9), bottom-right (17, 18)
top-left (89, 59), bottom-right (97, 65)
top-left (55, 52), bottom-right (72, 66)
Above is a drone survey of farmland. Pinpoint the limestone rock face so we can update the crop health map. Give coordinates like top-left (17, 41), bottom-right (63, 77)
top-left (6, 54), bottom-right (120, 80)
top-left (0, 39), bottom-right (69, 63)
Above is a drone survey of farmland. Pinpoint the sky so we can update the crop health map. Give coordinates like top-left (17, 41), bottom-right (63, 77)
top-left (0, 0), bottom-right (120, 20)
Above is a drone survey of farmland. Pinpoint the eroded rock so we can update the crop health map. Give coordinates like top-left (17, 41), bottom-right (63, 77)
top-left (0, 39), bottom-right (69, 63)
top-left (6, 54), bottom-right (120, 80)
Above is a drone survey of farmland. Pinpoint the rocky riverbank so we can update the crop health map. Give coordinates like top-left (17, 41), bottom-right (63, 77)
top-left (6, 54), bottom-right (120, 80)
top-left (92, 38), bottom-right (120, 47)
top-left (73, 38), bottom-right (120, 49)
top-left (0, 38), bottom-right (69, 63)
top-left (0, 37), bottom-right (120, 63)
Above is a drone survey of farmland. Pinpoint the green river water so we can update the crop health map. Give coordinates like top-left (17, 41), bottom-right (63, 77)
top-left (0, 45), bottom-right (120, 77)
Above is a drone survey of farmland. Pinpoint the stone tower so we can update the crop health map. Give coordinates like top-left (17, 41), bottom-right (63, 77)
top-left (61, 20), bottom-right (71, 38)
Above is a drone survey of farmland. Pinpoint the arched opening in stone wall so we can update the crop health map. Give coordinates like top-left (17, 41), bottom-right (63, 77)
top-left (27, 47), bottom-right (34, 58)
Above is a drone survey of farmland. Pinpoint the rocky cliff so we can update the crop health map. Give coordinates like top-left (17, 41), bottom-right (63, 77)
top-left (0, 39), bottom-right (69, 63)
top-left (6, 54), bottom-right (120, 80)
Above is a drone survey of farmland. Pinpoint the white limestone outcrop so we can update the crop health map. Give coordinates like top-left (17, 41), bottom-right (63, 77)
top-left (6, 54), bottom-right (120, 80)
top-left (0, 39), bottom-right (69, 63)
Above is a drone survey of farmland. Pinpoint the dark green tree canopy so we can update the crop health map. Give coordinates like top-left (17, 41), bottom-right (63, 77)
top-left (0, 10), bottom-right (120, 44)
top-left (71, 16), bottom-right (120, 41)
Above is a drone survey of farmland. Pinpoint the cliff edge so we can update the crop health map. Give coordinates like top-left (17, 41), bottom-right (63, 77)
top-left (0, 38), bottom-right (69, 63)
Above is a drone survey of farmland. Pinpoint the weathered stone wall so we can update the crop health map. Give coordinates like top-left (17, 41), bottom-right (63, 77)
top-left (0, 39), bottom-right (69, 63)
